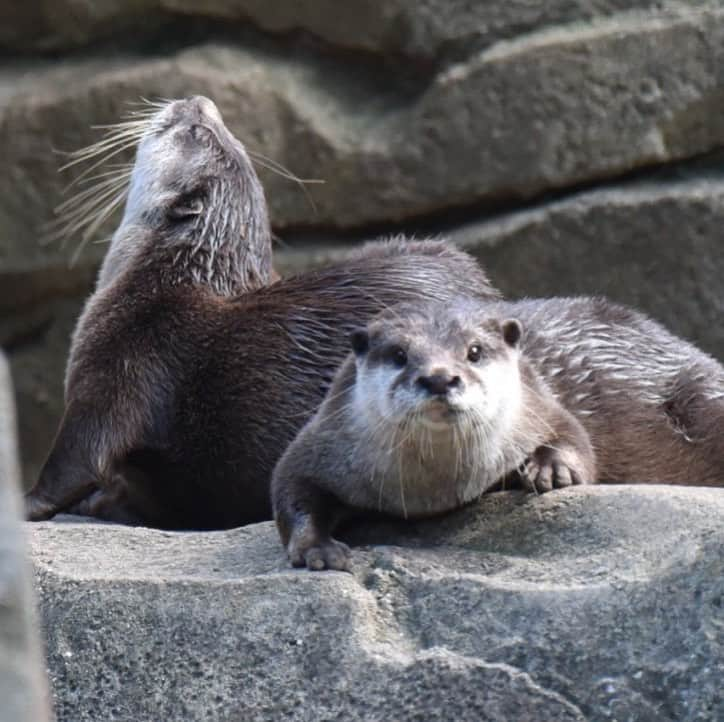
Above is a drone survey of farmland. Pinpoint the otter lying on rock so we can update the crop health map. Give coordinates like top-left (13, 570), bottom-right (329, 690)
top-left (272, 297), bottom-right (724, 570)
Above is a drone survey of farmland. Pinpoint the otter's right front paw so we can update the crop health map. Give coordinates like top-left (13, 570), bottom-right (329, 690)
top-left (289, 538), bottom-right (352, 572)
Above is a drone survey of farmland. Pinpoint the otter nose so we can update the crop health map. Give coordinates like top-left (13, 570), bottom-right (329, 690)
top-left (416, 373), bottom-right (462, 396)
top-left (175, 96), bottom-right (222, 124)
top-left (190, 95), bottom-right (222, 123)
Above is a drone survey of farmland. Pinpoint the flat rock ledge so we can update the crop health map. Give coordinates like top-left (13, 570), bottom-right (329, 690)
top-left (29, 485), bottom-right (724, 722)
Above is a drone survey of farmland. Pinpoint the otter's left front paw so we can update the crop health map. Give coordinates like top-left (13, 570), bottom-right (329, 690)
top-left (288, 537), bottom-right (352, 572)
top-left (519, 447), bottom-right (585, 494)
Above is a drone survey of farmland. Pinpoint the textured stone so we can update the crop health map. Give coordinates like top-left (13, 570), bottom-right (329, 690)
top-left (0, 353), bottom-right (51, 722)
top-left (4, 4), bottom-right (724, 248)
top-left (29, 486), bottom-right (724, 721)
top-left (0, 1), bottom-right (677, 55)
top-left (2, 296), bottom-right (88, 488)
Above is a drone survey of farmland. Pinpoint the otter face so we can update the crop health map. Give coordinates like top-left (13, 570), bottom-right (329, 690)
top-left (89, 95), bottom-right (271, 293)
top-left (125, 95), bottom-right (265, 238)
top-left (350, 308), bottom-right (523, 431)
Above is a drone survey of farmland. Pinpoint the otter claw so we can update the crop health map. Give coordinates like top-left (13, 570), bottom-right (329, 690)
top-left (289, 538), bottom-right (352, 572)
top-left (521, 450), bottom-right (582, 494)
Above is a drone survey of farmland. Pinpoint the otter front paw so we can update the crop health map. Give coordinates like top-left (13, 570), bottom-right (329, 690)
top-left (519, 446), bottom-right (586, 494)
top-left (288, 537), bottom-right (352, 572)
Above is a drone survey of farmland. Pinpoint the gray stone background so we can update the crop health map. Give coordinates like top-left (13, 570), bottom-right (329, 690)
top-left (3, 0), bottom-right (724, 487)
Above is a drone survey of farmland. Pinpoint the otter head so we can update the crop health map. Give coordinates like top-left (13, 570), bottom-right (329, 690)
top-left (96, 95), bottom-right (271, 294)
top-left (349, 301), bottom-right (523, 433)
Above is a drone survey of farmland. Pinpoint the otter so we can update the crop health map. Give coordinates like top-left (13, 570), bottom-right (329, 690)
top-left (272, 296), bottom-right (724, 570)
top-left (25, 94), bottom-right (279, 524)
top-left (25, 236), bottom-right (500, 528)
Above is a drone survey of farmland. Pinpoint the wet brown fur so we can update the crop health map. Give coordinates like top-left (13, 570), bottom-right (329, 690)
top-left (272, 295), bottom-right (724, 570)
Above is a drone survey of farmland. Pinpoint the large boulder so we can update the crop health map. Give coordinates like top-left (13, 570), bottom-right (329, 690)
top-left (28, 485), bottom-right (724, 722)
top-left (0, 353), bottom-right (51, 722)
top-left (0, 1), bottom-right (689, 56)
top-left (455, 172), bottom-right (724, 360)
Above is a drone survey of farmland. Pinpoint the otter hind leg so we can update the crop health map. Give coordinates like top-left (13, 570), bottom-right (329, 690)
top-left (25, 441), bottom-right (97, 521)
top-left (26, 403), bottom-right (122, 521)
top-left (661, 370), bottom-right (724, 486)
top-left (65, 487), bottom-right (147, 526)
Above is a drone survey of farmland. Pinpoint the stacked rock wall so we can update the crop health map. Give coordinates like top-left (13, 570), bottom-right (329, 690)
top-left (2, 1), bottom-right (724, 483)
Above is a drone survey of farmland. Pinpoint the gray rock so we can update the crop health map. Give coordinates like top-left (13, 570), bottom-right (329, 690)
top-left (0, 0), bottom-right (675, 56)
top-left (29, 486), bottom-right (724, 722)
top-left (2, 295), bottom-right (89, 489)
top-left (5, 4), bottom-right (724, 246)
top-left (0, 353), bottom-right (51, 722)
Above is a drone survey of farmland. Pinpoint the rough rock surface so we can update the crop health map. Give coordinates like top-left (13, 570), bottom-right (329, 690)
top-left (5, 4), bottom-right (724, 235)
top-left (29, 486), bottom-right (724, 722)
top-left (0, 1), bottom-right (682, 56)
top-left (0, 353), bottom-right (51, 722)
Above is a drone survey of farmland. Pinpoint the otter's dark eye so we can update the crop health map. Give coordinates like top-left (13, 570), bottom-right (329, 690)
top-left (390, 347), bottom-right (408, 368)
top-left (467, 344), bottom-right (482, 363)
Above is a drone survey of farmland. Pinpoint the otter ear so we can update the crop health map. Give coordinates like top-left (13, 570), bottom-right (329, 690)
top-left (350, 329), bottom-right (369, 356)
top-left (168, 196), bottom-right (204, 219)
top-left (501, 319), bottom-right (522, 347)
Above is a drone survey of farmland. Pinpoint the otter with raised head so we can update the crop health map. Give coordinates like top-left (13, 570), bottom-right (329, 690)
top-left (92, 95), bottom-right (273, 295)
top-left (272, 296), bottom-right (724, 570)
top-left (25, 95), bottom-right (277, 524)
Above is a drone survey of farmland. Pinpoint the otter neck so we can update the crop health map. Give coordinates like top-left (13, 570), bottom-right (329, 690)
top-left (103, 181), bottom-right (273, 296)
top-left (165, 179), bottom-right (273, 295)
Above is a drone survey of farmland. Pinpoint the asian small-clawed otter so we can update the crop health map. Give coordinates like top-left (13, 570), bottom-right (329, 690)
top-left (24, 94), bottom-right (500, 529)
top-left (272, 296), bottom-right (724, 571)
top-left (25, 95), bottom-right (274, 524)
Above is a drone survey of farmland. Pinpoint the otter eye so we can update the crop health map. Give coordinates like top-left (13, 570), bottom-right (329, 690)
top-left (390, 347), bottom-right (408, 368)
top-left (467, 344), bottom-right (482, 363)
top-left (168, 195), bottom-right (204, 220)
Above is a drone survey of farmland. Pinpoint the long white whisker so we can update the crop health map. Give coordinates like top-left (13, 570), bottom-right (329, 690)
top-left (247, 150), bottom-right (324, 185)
top-left (68, 190), bottom-right (128, 266)
top-left (61, 139), bottom-right (140, 187)
top-left (55, 173), bottom-right (131, 213)
top-left (247, 152), bottom-right (321, 214)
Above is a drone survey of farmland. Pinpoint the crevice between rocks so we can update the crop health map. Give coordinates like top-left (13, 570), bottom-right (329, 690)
top-left (0, 15), bottom-right (431, 102)
top-left (275, 146), bottom-right (724, 251)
